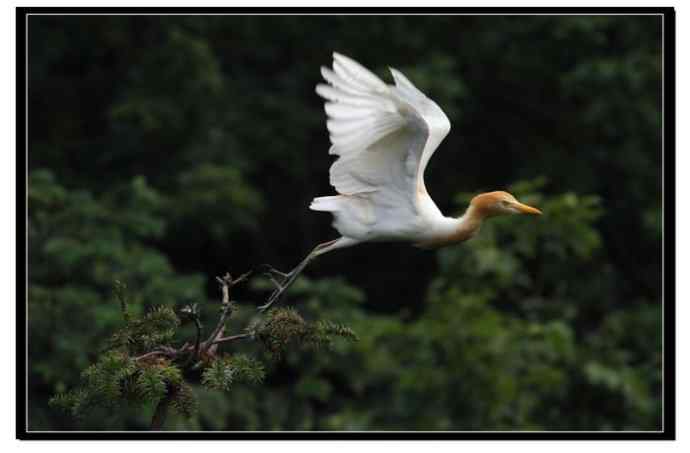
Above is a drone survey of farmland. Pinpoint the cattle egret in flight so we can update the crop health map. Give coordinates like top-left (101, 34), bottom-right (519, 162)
top-left (258, 52), bottom-right (542, 311)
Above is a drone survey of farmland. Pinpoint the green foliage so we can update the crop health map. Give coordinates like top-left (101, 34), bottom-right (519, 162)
top-left (30, 168), bottom-right (206, 428)
top-left (134, 361), bottom-right (183, 402)
top-left (107, 304), bottom-right (181, 354)
top-left (257, 307), bottom-right (358, 358)
top-left (201, 354), bottom-right (265, 391)
top-left (175, 164), bottom-right (265, 241)
top-left (50, 349), bottom-right (191, 422)
top-left (257, 308), bottom-right (308, 356)
top-left (307, 320), bottom-right (359, 347)
top-left (170, 383), bottom-right (198, 418)
top-left (448, 177), bottom-right (604, 293)
top-left (50, 351), bottom-right (137, 415)
top-left (30, 15), bottom-right (662, 431)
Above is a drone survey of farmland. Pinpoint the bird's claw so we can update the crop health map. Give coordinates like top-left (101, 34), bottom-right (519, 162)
top-left (257, 289), bottom-right (283, 313)
top-left (257, 301), bottom-right (273, 313)
top-left (265, 276), bottom-right (283, 292)
top-left (259, 264), bottom-right (290, 280)
top-left (257, 270), bottom-right (291, 312)
top-left (256, 260), bottom-right (307, 312)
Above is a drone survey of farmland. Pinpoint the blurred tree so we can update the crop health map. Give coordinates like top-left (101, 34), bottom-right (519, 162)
top-left (29, 169), bottom-right (206, 428)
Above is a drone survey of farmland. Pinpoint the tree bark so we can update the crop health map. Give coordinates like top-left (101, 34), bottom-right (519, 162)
top-left (150, 395), bottom-right (171, 430)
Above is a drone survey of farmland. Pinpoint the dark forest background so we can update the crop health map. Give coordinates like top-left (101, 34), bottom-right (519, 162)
top-left (28, 15), bottom-right (663, 430)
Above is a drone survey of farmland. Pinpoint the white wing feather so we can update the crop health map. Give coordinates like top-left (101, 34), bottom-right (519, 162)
top-left (312, 52), bottom-right (452, 240)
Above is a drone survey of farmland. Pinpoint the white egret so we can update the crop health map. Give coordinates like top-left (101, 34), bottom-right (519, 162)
top-left (258, 52), bottom-right (541, 311)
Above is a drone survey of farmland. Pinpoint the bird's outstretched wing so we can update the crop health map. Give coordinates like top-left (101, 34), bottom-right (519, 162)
top-left (315, 53), bottom-right (451, 223)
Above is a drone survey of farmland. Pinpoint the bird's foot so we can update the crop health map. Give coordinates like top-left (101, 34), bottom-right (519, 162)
top-left (257, 293), bottom-right (280, 313)
top-left (257, 284), bottom-right (289, 313)
top-left (258, 264), bottom-right (290, 281)
top-left (257, 265), bottom-right (294, 313)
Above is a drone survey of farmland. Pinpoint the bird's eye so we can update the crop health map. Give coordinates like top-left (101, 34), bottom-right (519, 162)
top-left (500, 200), bottom-right (511, 207)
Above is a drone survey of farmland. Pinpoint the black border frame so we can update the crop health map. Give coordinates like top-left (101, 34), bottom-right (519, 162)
top-left (16, 6), bottom-right (676, 441)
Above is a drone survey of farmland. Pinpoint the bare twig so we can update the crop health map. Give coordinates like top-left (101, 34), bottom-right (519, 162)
top-left (191, 316), bottom-right (202, 359)
top-left (134, 350), bottom-right (168, 362)
top-left (134, 346), bottom-right (179, 362)
top-left (133, 271), bottom-right (255, 367)
top-left (182, 312), bottom-right (203, 367)
top-left (202, 271), bottom-right (251, 355)
top-left (211, 332), bottom-right (253, 346)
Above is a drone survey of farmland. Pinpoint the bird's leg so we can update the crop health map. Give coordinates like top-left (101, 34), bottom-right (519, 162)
top-left (257, 239), bottom-right (338, 312)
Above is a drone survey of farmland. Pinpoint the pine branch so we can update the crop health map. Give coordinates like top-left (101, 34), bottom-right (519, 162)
top-left (51, 265), bottom-right (356, 431)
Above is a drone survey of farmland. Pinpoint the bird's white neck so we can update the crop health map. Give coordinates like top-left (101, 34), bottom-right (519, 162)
top-left (417, 205), bottom-right (485, 249)
top-left (453, 205), bottom-right (484, 238)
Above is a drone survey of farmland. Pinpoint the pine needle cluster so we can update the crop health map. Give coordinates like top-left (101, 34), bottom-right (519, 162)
top-left (258, 307), bottom-right (358, 358)
top-left (107, 281), bottom-right (181, 354)
top-left (201, 354), bottom-right (265, 391)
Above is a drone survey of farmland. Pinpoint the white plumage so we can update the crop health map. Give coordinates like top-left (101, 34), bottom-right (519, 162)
top-left (257, 52), bottom-right (542, 312)
top-left (311, 52), bottom-right (454, 247)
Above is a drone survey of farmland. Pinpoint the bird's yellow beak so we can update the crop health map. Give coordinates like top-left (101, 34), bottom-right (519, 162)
top-left (514, 201), bottom-right (542, 215)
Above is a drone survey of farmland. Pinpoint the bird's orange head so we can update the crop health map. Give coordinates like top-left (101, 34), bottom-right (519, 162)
top-left (470, 191), bottom-right (542, 218)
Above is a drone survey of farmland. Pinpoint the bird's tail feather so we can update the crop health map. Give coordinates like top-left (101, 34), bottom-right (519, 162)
top-left (310, 196), bottom-right (342, 212)
top-left (311, 195), bottom-right (373, 240)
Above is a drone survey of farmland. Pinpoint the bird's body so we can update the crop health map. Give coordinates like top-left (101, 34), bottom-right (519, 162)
top-left (309, 53), bottom-right (454, 253)
top-left (258, 52), bottom-right (541, 311)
